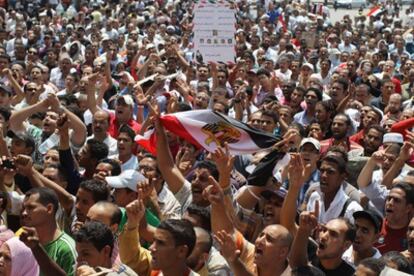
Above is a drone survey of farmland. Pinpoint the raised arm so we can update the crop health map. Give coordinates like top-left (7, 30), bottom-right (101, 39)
top-left (215, 230), bottom-right (254, 276)
top-left (9, 97), bottom-right (49, 133)
top-left (119, 191), bottom-right (152, 276)
top-left (85, 73), bottom-right (101, 115)
top-left (383, 140), bottom-right (413, 189)
top-left (4, 69), bottom-right (25, 106)
top-left (20, 227), bottom-right (66, 276)
top-left (289, 203), bottom-right (319, 269)
top-left (154, 111), bottom-right (187, 194)
top-left (357, 150), bottom-right (382, 188)
top-left (281, 153), bottom-right (310, 237)
top-left (16, 154), bottom-right (75, 214)
top-left (0, 124), bottom-right (10, 157)
top-left (104, 51), bottom-right (114, 87)
top-left (64, 107), bottom-right (87, 147)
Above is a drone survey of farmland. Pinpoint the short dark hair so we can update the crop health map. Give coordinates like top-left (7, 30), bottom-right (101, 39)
top-left (157, 219), bottom-right (196, 257)
top-left (195, 160), bottom-right (219, 181)
top-left (0, 107), bottom-right (11, 122)
top-left (74, 221), bottom-right (114, 253)
top-left (118, 124), bottom-right (136, 141)
top-left (334, 113), bottom-right (352, 126)
top-left (338, 217), bottom-right (356, 242)
top-left (87, 139), bottom-right (109, 162)
top-left (381, 251), bottom-right (412, 274)
top-left (392, 182), bottom-right (414, 205)
top-left (261, 109), bottom-right (279, 124)
top-left (256, 68), bottom-right (270, 78)
top-left (326, 146), bottom-right (349, 163)
top-left (306, 87), bottom-right (322, 101)
top-left (98, 158), bottom-right (122, 176)
top-left (319, 154), bottom-right (347, 174)
top-left (366, 124), bottom-right (385, 138)
top-left (79, 180), bottom-right (109, 203)
top-left (334, 77), bottom-right (349, 91)
top-left (0, 54), bottom-right (10, 63)
top-left (25, 187), bottom-right (59, 214)
top-left (294, 86), bottom-right (306, 96)
top-left (186, 204), bottom-right (211, 231)
top-left (359, 258), bottom-right (385, 275)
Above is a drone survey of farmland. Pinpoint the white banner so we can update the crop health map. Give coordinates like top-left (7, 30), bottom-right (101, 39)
top-left (193, 1), bottom-right (236, 63)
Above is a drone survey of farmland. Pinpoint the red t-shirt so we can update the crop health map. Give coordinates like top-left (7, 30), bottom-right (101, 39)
top-left (349, 130), bottom-right (364, 145)
top-left (375, 219), bottom-right (408, 254)
top-left (108, 112), bottom-right (142, 138)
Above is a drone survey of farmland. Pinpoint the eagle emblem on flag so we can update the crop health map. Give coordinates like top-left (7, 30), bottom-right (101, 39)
top-left (201, 121), bottom-right (241, 146)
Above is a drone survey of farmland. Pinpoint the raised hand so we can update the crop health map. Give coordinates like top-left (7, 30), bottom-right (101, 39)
top-left (175, 147), bottom-right (194, 176)
top-left (211, 143), bottom-right (235, 181)
top-left (203, 176), bottom-right (224, 205)
top-left (272, 128), bottom-right (299, 152)
top-left (137, 179), bottom-right (155, 201)
top-left (370, 149), bottom-right (385, 165)
top-left (125, 190), bottom-right (146, 230)
top-left (288, 153), bottom-right (311, 188)
top-left (56, 113), bottom-right (69, 133)
top-left (215, 230), bottom-right (240, 263)
top-left (19, 226), bottom-right (40, 249)
top-left (299, 200), bottom-right (319, 235)
top-left (14, 154), bottom-right (33, 177)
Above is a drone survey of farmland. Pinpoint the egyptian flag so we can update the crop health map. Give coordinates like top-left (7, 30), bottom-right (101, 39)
top-left (367, 6), bottom-right (385, 17)
top-left (136, 110), bottom-right (280, 155)
top-left (247, 149), bottom-right (290, 186)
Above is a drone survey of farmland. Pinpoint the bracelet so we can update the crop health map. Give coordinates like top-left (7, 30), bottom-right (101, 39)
top-left (223, 186), bottom-right (232, 196)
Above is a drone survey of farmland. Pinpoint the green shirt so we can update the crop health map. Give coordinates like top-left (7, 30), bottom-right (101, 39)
top-left (43, 232), bottom-right (77, 276)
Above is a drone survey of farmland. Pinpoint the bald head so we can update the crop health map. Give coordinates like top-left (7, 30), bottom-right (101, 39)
top-left (267, 224), bottom-right (293, 249)
top-left (92, 110), bottom-right (110, 138)
top-left (87, 201), bottom-right (122, 233)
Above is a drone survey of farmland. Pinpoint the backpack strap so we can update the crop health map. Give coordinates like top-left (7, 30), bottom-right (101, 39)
top-left (339, 198), bottom-right (353, 218)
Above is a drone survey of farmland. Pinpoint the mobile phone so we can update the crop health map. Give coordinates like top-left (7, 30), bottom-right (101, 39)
top-left (1, 159), bottom-right (15, 169)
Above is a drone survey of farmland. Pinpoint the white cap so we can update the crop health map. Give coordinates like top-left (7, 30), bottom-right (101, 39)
top-left (106, 170), bottom-right (146, 192)
top-left (300, 137), bottom-right (321, 151)
top-left (116, 95), bottom-right (134, 107)
top-left (383, 132), bottom-right (404, 144)
top-left (166, 25), bottom-right (175, 32)
top-left (301, 63), bottom-right (314, 71)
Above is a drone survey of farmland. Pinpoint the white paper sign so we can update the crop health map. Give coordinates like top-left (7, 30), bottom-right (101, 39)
top-left (193, 1), bottom-right (236, 63)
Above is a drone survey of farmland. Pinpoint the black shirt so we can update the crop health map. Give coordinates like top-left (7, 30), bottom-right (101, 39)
top-left (311, 258), bottom-right (355, 276)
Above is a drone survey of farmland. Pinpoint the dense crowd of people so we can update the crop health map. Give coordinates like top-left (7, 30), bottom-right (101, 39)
top-left (0, 0), bottom-right (413, 275)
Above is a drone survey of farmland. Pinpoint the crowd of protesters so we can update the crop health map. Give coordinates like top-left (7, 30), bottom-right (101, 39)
top-left (0, 0), bottom-right (412, 275)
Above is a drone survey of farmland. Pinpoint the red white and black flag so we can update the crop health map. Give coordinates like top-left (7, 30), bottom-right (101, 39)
top-left (367, 6), bottom-right (385, 17)
top-left (135, 110), bottom-right (280, 154)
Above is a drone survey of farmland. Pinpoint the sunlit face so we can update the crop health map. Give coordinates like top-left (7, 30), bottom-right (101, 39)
top-left (0, 243), bottom-right (11, 276)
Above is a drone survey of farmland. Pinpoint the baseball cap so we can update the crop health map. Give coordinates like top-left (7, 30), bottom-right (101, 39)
top-left (261, 187), bottom-right (288, 201)
top-left (7, 131), bottom-right (35, 149)
top-left (106, 170), bottom-right (146, 192)
top-left (116, 95), bottom-right (134, 107)
top-left (300, 137), bottom-right (321, 152)
top-left (353, 210), bottom-right (383, 233)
